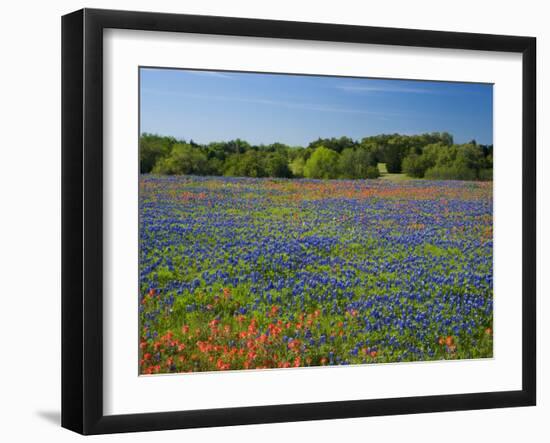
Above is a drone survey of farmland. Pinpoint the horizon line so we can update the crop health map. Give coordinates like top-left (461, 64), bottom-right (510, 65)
top-left (139, 131), bottom-right (493, 147)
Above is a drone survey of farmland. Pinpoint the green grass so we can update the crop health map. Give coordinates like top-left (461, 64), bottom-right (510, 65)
top-left (377, 163), bottom-right (413, 181)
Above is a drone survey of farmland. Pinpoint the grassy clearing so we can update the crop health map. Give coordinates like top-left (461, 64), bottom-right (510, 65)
top-left (377, 163), bottom-right (413, 181)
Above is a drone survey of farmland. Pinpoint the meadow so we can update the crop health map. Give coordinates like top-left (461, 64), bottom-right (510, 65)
top-left (139, 175), bottom-right (493, 374)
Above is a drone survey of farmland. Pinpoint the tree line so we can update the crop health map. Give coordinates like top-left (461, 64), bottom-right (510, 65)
top-left (140, 132), bottom-right (492, 181)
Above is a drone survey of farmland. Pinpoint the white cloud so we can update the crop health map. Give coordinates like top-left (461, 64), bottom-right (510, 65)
top-left (184, 70), bottom-right (234, 79)
top-left (140, 67), bottom-right (234, 79)
top-left (336, 84), bottom-right (436, 94)
top-left (141, 88), bottom-right (399, 116)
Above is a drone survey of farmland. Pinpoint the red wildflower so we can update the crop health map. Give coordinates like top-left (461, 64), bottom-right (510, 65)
top-left (287, 339), bottom-right (301, 352)
top-left (216, 359), bottom-right (230, 370)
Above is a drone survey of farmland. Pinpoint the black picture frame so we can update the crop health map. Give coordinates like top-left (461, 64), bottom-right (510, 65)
top-left (62, 8), bottom-right (536, 435)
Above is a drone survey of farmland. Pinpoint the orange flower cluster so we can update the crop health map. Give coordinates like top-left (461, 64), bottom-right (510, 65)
top-left (139, 311), bottom-right (355, 374)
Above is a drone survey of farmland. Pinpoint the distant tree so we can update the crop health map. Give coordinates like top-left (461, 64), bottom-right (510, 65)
top-left (267, 142), bottom-right (291, 154)
top-left (206, 157), bottom-right (224, 176)
top-left (139, 132), bottom-right (488, 181)
top-left (303, 146), bottom-right (340, 179)
top-left (358, 140), bottom-right (380, 164)
top-left (385, 136), bottom-right (409, 173)
top-left (455, 143), bottom-right (485, 175)
top-left (265, 152), bottom-right (292, 178)
top-left (478, 168), bottom-right (493, 181)
top-left (226, 139), bottom-right (251, 154)
top-left (308, 136), bottom-right (357, 153)
top-left (152, 143), bottom-right (208, 175)
top-left (338, 147), bottom-right (378, 179)
top-left (402, 141), bottom-right (492, 181)
top-left (424, 164), bottom-right (476, 181)
top-left (402, 153), bottom-right (427, 178)
top-left (289, 156), bottom-right (306, 178)
top-left (365, 165), bottom-right (381, 179)
top-left (354, 148), bottom-right (378, 177)
top-left (205, 142), bottom-right (230, 162)
top-left (139, 134), bottom-right (175, 173)
top-left (338, 148), bottom-right (357, 179)
top-left (439, 132), bottom-right (454, 146)
top-left (224, 150), bottom-right (267, 178)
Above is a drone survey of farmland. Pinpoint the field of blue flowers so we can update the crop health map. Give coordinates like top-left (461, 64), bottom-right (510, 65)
top-left (139, 175), bottom-right (493, 374)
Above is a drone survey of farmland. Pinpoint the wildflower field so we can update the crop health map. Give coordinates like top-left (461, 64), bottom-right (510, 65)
top-left (139, 175), bottom-right (493, 374)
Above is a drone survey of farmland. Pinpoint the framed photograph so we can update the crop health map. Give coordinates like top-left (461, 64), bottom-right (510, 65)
top-left (61, 8), bottom-right (536, 435)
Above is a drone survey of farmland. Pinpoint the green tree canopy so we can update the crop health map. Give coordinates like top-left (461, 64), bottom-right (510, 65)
top-left (139, 134), bottom-right (175, 173)
top-left (139, 132), bottom-right (490, 182)
top-left (265, 152), bottom-right (292, 178)
top-left (152, 143), bottom-right (208, 175)
top-left (289, 156), bottom-right (306, 178)
top-left (224, 150), bottom-right (267, 178)
top-left (402, 141), bottom-right (493, 180)
top-left (303, 146), bottom-right (340, 179)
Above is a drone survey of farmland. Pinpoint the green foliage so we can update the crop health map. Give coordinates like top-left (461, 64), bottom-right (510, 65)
top-left (358, 132), bottom-right (453, 174)
top-left (139, 133), bottom-right (175, 173)
top-left (153, 143), bottom-right (208, 175)
top-left (337, 148), bottom-right (356, 179)
top-left (139, 132), bottom-right (490, 181)
top-left (265, 152), bottom-right (292, 178)
top-left (385, 137), bottom-right (406, 173)
top-left (289, 156), bottom-right (306, 178)
top-left (402, 153), bottom-right (426, 178)
top-left (478, 168), bottom-right (493, 181)
top-left (402, 141), bottom-right (493, 181)
top-left (338, 148), bottom-right (378, 179)
top-left (224, 150), bottom-right (267, 178)
top-left (424, 164), bottom-right (477, 181)
top-left (365, 165), bottom-right (381, 179)
top-left (307, 136), bottom-right (357, 153)
top-left (303, 146), bottom-right (340, 179)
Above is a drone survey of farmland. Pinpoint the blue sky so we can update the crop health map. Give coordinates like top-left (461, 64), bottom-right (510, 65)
top-left (140, 68), bottom-right (493, 146)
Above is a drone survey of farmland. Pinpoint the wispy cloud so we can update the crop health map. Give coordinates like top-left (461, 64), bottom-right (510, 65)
top-left (185, 70), bottom-right (234, 79)
top-left (141, 67), bottom-right (234, 79)
top-left (336, 84), bottom-right (436, 94)
top-left (235, 96), bottom-right (392, 115)
top-left (141, 88), bottom-right (399, 116)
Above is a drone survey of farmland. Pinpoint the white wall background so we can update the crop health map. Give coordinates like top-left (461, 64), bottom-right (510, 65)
top-left (0, 0), bottom-right (546, 441)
